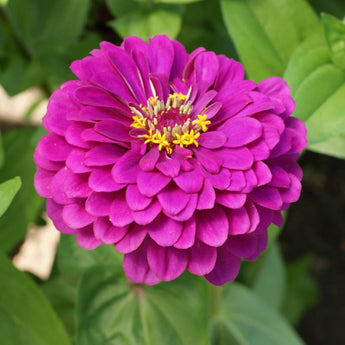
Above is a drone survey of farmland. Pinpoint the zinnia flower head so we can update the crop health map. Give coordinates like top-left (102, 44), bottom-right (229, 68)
top-left (34, 35), bottom-right (307, 285)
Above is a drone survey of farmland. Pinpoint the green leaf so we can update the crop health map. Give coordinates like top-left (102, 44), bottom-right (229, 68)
top-left (284, 34), bottom-right (345, 146)
top-left (322, 13), bottom-right (345, 70)
top-left (4, 0), bottom-right (91, 57)
top-left (0, 252), bottom-right (71, 345)
top-left (247, 244), bottom-right (286, 310)
top-left (41, 276), bottom-right (77, 340)
top-left (0, 132), bottom-right (3, 168)
top-left (0, 176), bottom-right (21, 218)
top-left (308, 133), bottom-right (345, 159)
top-left (0, 127), bottom-right (45, 253)
top-left (76, 266), bottom-right (210, 345)
top-left (211, 283), bottom-right (304, 345)
top-left (57, 234), bottom-right (122, 286)
top-left (220, 0), bottom-right (321, 81)
top-left (281, 255), bottom-right (319, 325)
top-left (108, 5), bottom-right (183, 40)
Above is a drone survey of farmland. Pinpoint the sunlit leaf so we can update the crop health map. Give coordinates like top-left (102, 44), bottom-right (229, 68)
top-left (322, 13), bottom-right (345, 70)
top-left (221, 0), bottom-right (321, 80)
top-left (285, 34), bottom-right (345, 146)
top-left (0, 252), bottom-right (71, 345)
top-left (0, 176), bottom-right (21, 218)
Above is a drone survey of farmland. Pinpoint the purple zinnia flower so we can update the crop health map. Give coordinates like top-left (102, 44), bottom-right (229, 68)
top-left (34, 35), bottom-right (307, 285)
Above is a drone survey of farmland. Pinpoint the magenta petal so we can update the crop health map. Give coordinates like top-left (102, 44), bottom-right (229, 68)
top-left (65, 122), bottom-right (91, 149)
top-left (156, 156), bottom-right (181, 177)
top-left (74, 85), bottom-right (121, 107)
top-left (93, 217), bottom-right (128, 244)
top-left (112, 150), bottom-right (141, 184)
top-left (147, 241), bottom-right (188, 281)
top-left (94, 120), bottom-right (131, 142)
top-left (109, 193), bottom-right (134, 227)
top-left (123, 243), bottom-right (161, 285)
top-left (253, 161), bottom-right (272, 186)
top-left (63, 171), bottom-right (91, 199)
top-left (228, 207), bottom-right (251, 235)
top-left (205, 168), bottom-right (231, 190)
top-left (174, 216), bottom-right (196, 249)
top-left (198, 131), bottom-right (227, 149)
top-left (85, 144), bottom-right (125, 166)
top-left (89, 167), bottom-right (125, 192)
top-left (157, 183), bottom-right (191, 215)
top-left (250, 186), bottom-right (283, 210)
top-left (139, 146), bottom-right (160, 171)
top-left (194, 148), bottom-right (222, 174)
top-left (38, 134), bottom-right (72, 161)
top-left (216, 191), bottom-right (247, 209)
top-left (34, 168), bottom-right (55, 198)
top-left (137, 170), bottom-right (171, 197)
top-left (50, 168), bottom-right (76, 205)
top-left (194, 51), bottom-right (219, 84)
top-left (34, 148), bottom-right (64, 171)
top-left (148, 35), bottom-right (174, 76)
top-left (126, 184), bottom-right (152, 211)
top-left (173, 166), bottom-right (204, 193)
top-left (219, 147), bottom-right (254, 170)
top-left (76, 226), bottom-right (100, 249)
top-left (132, 199), bottom-right (162, 225)
top-left (148, 213), bottom-right (183, 246)
top-left (269, 165), bottom-right (291, 188)
top-left (66, 149), bottom-right (91, 173)
top-left (85, 192), bottom-right (114, 216)
top-left (188, 240), bottom-right (217, 276)
top-left (196, 206), bottom-right (228, 246)
top-left (197, 179), bottom-right (215, 210)
top-left (221, 117), bottom-right (262, 147)
top-left (280, 174), bottom-right (301, 203)
top-left (225, 234), bottom-right (259, 259)
top-left (227, 171), bottom-right (246, 192)
top-left (169, 193), bottom-right (198, 222)
top-left (115, 223), bottom-right (147, 254)
top-left (46, 199), bottom-right (77, 234)
top-left (204, 247), bottom-right (241, 286)
top-left (62, 203), bottom-right (95, 229)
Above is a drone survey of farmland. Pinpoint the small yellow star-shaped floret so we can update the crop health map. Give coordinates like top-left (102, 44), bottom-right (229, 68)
top-left (130, 115), bottom-right (147, 129)
top-left (194, 114), bottom-right (211, 132)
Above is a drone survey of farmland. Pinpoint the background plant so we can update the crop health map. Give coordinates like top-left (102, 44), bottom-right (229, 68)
top-left (0, 0), bottom-right (344, 344)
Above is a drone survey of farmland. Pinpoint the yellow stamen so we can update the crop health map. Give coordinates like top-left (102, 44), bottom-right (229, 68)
top-left (131, 115), bottom-right (147, 129)
top-left (173, 130), bottom-right (200, 148)
top-left (142, 129), bottom-right (156, 144)
top-left (193, 114), bottom-right (211, 132)
top-left (169, 92), bottom-right (187, 103)
top-left (152, 132), bottom-right (171, 152)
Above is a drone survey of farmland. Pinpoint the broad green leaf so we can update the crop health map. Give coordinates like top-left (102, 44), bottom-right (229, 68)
top-left (284, 34), bottom-right (345, 146)
top-left (308, 133), bottom-right (345, 159)
top-left (108, 5), bottom-right (183, 40)
top-left (0, 176), bottom-right (21, 218)
top-left (252, 244), bottom-right (286, 310)
top-left (0, 127), bottom-right (45, 253)
top-left (177, 0), bottom-right (237, 57)
top-left (57, 234), bottom-right (122, 286)
top-left (211, 283), bottom-right (304, 345)
top-left (0, 252), bottom-right (71, 345)
top-left (281, 255), bottom-right (318, 325)
top-left (221, 0), bottom-right (321, 80)
top-left (76, 266), bottom-right (210, 345)
top-left (0, 132), bottom-right (3, 168)
top-left (4, 0), bottom-right (91, 57)
top-left (322, 13), bottom-right (345, 70)
top-left (42, 276), bottom-right (77, 340)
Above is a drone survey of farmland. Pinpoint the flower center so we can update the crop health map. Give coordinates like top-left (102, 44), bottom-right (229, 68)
top-left (130, 91), bottom-right (211, 154)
